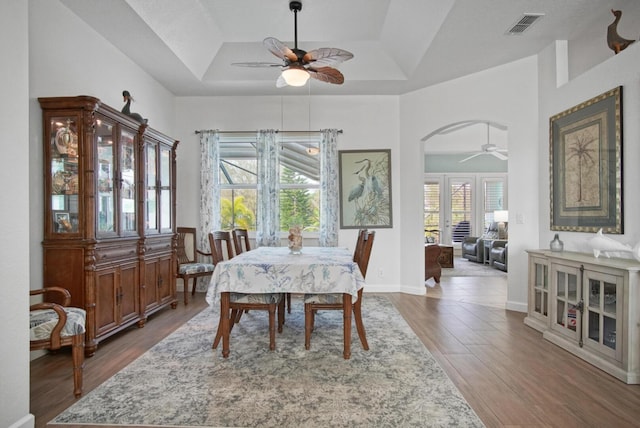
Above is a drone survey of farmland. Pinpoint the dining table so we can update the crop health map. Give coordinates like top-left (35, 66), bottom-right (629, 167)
top-left (206, 246), bottom-right (366, 359)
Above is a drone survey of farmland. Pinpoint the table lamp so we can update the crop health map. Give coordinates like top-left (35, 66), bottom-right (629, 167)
top-left (494, 210), bottom-right (509, 239)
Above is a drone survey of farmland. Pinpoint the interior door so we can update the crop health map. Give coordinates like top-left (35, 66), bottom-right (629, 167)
top-left (443, 176), bottom-right (474, 245)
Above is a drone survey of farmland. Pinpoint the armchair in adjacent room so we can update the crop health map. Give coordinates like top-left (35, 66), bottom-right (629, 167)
top-left (461, 222), bottom-right (499, 263)
top-left (489, 240), bottom-right (508, 271)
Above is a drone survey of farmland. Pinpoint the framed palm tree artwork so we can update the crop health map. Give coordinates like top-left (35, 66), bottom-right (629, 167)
top-left (339, 149), bottom-right (392, 229)
top-left (550, 86), bottom-right (623, 233)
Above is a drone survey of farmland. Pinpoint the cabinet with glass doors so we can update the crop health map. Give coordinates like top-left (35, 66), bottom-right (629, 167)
top-left (524, 253), bottom-right (549, 332)
top-left (39, 96), bottom-right (177, 356)
top-left (525, 249), bottom-right (640, 384)
top-left (139, 125), bottom-right (178, 315)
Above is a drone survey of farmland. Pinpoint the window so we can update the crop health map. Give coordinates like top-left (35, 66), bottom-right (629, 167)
top-left (218, 133), bottom-right (321, 232)
top-left (483, 179), bottom-right (505, 228)
top-left (423, 182), bottom-right (440, 243)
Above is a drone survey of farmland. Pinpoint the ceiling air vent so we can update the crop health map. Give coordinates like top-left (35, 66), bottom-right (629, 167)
top-left (505, 13), bottom-right (544, 35)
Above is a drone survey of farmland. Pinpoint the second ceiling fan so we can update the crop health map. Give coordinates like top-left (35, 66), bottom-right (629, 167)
top-left (459, 122), bottom-right (508, 163)
top-left (232, 0), bottom-right (353, 87)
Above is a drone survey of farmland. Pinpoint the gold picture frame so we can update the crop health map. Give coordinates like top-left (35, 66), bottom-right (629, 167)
top-left (550, 86), bottom-right (623, 233)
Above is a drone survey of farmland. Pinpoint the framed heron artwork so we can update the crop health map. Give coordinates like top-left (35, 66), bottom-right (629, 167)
top-left (339, 149), bottom-right (392, 229)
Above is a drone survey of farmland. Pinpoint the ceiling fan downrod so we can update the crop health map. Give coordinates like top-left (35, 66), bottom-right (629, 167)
top-left (290, 1), bottom-right (302, 52)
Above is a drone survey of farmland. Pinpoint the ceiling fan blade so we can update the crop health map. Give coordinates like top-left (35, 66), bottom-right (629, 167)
top-left (491, 151), bottom-right (508, 160)
top-left (459, 153), bottom-right (483, 163)
top-left (263, 37), bottom-right (297, 63)
top-left (304, 47), bottom-right (354, 67)
top-left (275, 74), bottom-right (289, 88)
top-left (308, 67), bottom-right (344, 84)
top-left (232, 62), bottom-right (283, 68)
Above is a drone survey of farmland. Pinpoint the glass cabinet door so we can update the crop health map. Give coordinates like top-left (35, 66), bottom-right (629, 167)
top-left (532, 258), bottom-right (549, 320)
top-left (159, 146), bottom-right (172, 231)
top-left (96, 118), bottom-right (116, 235)
top-left (119, 129), bottom-right (137, 234)
top-left (584, 271), bottom-right (622, 360)
top-left (145, 144), bottom-right (157, 232)
top-left (551, 264), bottom-right (580, 340)
top-left (49, 116), bottom-right (80, 235)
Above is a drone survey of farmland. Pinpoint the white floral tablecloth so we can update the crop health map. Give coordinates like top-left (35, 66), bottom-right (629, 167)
top-left (206, 246), bottom-right (365, 305)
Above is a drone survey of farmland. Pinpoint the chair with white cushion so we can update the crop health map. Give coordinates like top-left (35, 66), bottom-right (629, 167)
top-left (304, 230), bottom-right (375, 353)
top-left (176, 227), bottom-right (216, 305)
top-left (232, 228), bottom-right (251, 255)
top-left (30, 286), bottom-right (86, 397)
top-left (211, 231), bottom-right (285, 352)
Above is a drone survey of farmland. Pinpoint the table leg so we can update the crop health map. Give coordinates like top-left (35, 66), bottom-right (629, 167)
top-left (221, 292), bottom-right (230, 358)
top-left (343, 293), bottom-right (352, 359)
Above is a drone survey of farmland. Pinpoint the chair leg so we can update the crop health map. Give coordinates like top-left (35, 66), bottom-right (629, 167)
top-left (277, 298), bottom-right (285, 333)
top-left (71, 333), bottom-right (84, 397)
top-left (268, 304), bottom-right (276, 351)
top-left (286, 293), bottom-right (292, 314)
top-left (353, 301), bottom-right (369, 350)
top-left (304, 303), bottom-right (313, 350)
top-left (183, 277), bottom-right (191, 305)
top-left (212, 306), bottom-right (231, 349)
top-left (191, 277), bottom-right (197, 295)
top-left (229, 309), bottom-right (240, 331)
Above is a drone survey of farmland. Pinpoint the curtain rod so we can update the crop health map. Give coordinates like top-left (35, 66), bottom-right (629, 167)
top-left (194, 129), bottom-right (343, 135)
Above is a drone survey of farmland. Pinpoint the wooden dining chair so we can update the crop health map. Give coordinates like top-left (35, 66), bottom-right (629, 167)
top-left (303, 230), bottom-right (375, 352)
top-left (210, 232), bottom-right (285, 352)
top-left (232, 228), bottom-right (251, 255)
top-left (176, 227), bottom-right (216, 305)
top-left (210, 230), bottom-right (235, 263)
top-left (30, 287), bottom-right (86, 397)
top-left (353, 229), bottom-right (368, 265)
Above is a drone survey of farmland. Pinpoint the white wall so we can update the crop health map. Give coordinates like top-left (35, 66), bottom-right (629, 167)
top-left (2, 2), bottom-right (32, 428)
top-left (538, 42), bottom-right (640, 251)
top-left (28, 0), bottom-right (176, 294)
top-left (174, 95), bottom-right (409, 292)
top-left (17, 6), bottom-right (640, 425)
top-left (400, 57), bottom-right (540, 311)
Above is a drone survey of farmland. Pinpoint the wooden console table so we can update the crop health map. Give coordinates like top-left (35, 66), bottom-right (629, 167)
top-left (437, 245), bottom-right (454, 268)
top-left (425, 244), bottom-right (454, 282)
top-left (425, 244), bottom-right (442, 283)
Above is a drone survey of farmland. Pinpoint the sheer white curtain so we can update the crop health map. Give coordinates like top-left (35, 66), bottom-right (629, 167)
top-left (196, 130), bottom-right (220, 290)
top-left (255, 129), bottom-right (280, 247)
top-left (199, 128), bottom-right (340, 252)
top-left (319, 129), bottom-right (339, 246)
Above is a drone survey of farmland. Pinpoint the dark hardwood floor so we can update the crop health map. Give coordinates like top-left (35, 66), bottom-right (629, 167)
top-left (32, 285), bottom-right (640, 428)
top-left (31, 295), bottom-right (208, 428)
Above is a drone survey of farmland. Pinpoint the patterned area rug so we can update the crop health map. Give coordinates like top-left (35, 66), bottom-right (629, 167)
top-left (51, 296), bottom-right (484, 427)
top-left (442, 257), bottom-right (507, 277)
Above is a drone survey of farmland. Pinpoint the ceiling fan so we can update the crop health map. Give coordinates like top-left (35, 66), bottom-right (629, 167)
top-left (459, 122), bottom-right (508, 163)
top-left (232, 0), bottom-right (353, 87)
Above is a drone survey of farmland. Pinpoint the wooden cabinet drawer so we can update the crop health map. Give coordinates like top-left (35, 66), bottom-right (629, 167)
top-left (95, 245), bottom-right (137, 263)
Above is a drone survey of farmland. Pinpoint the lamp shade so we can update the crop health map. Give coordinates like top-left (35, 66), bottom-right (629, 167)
top-left (281, 66), bottom-right (310, 86)
top-left (494, 210), bottom-right (509, 223)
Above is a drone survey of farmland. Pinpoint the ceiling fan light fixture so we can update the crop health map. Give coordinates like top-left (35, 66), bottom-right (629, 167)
top-left (281, 67), bottom-right (309, 86)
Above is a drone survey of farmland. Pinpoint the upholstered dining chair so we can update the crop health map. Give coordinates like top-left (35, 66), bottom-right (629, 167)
top-left (303, 230), bottom-right (375, 352)
top-left (210, 230), bottom-right (235, 263)
top-left (30, 287), bottom-right (86, 397)
top-left (210, 232), bottom-right (285, 352)
top-left (176, 227), bottom-right (216, 305)
top-left (232, 228), bottom-right (251, 255)
top-left (353, 229), bottom-right (368, 265)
